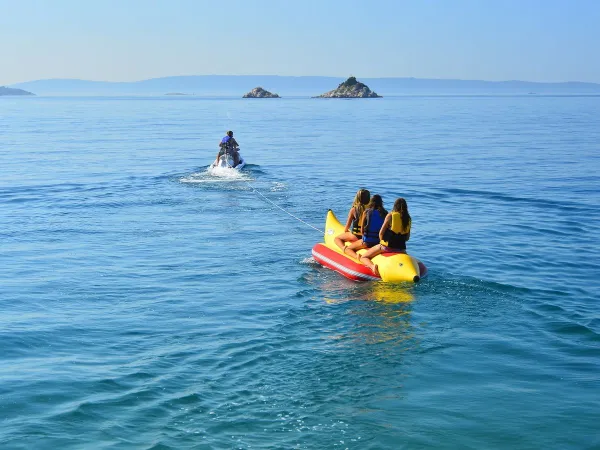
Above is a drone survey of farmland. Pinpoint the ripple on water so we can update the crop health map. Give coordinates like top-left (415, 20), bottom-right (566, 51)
top-left (2, 96), bottom-right (600, 449)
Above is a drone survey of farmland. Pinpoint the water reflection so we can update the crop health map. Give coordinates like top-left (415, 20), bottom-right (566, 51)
top-left (321, 280), bottom-right (416, 304)
top-left (317, 281), bottom-right (418, 347)
top-left (367, 283), bottom-right (416, 304)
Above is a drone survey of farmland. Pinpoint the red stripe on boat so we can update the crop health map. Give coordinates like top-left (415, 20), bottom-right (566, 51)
top-left (311, 243), bottom-right (380, 281)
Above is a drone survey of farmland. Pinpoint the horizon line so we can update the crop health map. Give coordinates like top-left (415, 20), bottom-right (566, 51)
top-left (10, 75), bottom-right (600, 86)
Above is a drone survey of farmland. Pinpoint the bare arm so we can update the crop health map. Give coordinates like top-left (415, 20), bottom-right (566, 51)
top-left (360, 211), bottom-right (367, 236)
top-left (343, 207), bottom-right (356, 232)
top-left (379, 214), bottom-right (392, 240)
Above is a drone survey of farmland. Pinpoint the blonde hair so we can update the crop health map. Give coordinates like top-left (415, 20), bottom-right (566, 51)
top-left (352, 189), bottom-right (370, 220)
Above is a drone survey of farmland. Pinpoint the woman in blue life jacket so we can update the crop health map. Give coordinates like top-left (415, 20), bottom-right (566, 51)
top-left (343, 194), bottom-right (387, 260)
top-left (360, 198), bottom-right (411, 277)
top-left (334, 188), bottom-right (370, 253)
top-left (215, 130), bottom-right (240, 166)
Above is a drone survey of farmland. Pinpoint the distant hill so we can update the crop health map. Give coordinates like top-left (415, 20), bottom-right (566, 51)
top-left (8, 76), bottom-right (600, 96)
top-left (0, 86), bottom-right (34, 96)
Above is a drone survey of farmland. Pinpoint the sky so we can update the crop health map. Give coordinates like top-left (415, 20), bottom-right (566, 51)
top-left (1, 0), bottom-right (599, 85)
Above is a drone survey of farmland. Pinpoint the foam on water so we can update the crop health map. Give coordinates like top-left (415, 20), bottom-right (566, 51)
top-left (179, 166), bottom-right (251, 184)
top-left (206, 165), bottom-right (247, 179)
top-left (270, 181), bottom-right (287, 192)
top-left (300, 256), bottom-right (319, 265)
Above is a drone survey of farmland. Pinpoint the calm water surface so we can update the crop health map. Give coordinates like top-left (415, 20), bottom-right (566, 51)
top-left (1, 96), bottom-right (599, 449)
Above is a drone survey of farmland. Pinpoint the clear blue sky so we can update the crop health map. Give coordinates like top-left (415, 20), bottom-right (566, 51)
top-left (1, 0), bottom-right (599, 85)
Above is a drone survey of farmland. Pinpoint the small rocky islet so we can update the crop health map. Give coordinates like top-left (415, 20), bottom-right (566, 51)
top-left (314, 76), bottom-right (381, 98)
top-left (243, 87), bottom-right (280, 98)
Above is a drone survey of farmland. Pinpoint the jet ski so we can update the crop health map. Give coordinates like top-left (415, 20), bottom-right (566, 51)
top-left (209, 148), bottom-right (246, 171)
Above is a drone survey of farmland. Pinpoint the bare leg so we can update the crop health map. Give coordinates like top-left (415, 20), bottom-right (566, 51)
top-left (215, 147), bottom-right (225, 166)
top-left (344, 239), bottom-right (367, 260)
top-left (334, 232), bottom-right (359, 251)
top-left (360, 244), bottom-right (384, 276)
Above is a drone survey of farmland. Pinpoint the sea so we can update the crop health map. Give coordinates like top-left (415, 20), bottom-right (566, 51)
top-left (1, 95), bottom-right (599, 449)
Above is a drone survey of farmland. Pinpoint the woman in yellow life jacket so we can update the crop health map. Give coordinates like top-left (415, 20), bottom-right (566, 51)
top-left (334, 188), bottom-right (370, 252)
top-left (360, 198), bottom-right (411, 277)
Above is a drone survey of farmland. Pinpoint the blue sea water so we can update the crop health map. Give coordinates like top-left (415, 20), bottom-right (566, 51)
top-left (1, 95), bottom-right (600, 449)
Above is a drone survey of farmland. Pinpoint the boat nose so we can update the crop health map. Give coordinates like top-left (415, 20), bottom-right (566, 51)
top-left (383, 255), bottom-right (421, 283)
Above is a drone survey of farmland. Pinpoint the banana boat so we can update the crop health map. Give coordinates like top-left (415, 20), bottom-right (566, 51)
top-left (312, 210), bottom-right (427, 283)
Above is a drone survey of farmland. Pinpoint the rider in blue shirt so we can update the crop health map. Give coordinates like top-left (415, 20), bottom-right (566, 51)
top-left (216, 131), bottom-right (240, 166)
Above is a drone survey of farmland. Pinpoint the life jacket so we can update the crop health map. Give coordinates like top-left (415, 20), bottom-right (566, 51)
top-left (362, 208), bottom-right (385, 244)
top-left (350, 205), bottom-right (365, 236)
top-left (382, 212), bottom-right (411, 249)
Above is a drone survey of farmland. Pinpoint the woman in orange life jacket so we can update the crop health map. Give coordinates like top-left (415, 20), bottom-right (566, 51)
top-left (334, 188), bottom-right (370, 252)
top-left (343, 194), bottom-right (387, 260)
top-left (360, 198), bottom-right (411, 277)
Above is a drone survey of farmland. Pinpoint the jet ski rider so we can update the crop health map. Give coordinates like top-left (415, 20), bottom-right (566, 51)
top-left (216, 131), bottom-right (240, 167)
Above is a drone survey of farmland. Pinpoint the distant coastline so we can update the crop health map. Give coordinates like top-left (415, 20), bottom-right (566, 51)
top-left (0, 86), bottom-right (34, 96)
top-left (7, 76), bottom-right (600, 97)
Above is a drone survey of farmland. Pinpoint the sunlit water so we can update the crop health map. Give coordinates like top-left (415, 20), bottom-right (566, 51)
top-left (1, 96), bottom-right (599, 449)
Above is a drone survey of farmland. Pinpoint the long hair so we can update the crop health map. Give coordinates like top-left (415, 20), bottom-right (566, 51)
top-left (367, 194), bottom-right (387, 219)
top-left (392, 198), bottom-right (411, 231)
top-left (352, 188), bottom-right (370, 220)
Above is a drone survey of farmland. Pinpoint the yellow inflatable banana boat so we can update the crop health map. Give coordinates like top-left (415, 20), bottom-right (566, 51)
top-left (312, 210), bottom-right (427, 283)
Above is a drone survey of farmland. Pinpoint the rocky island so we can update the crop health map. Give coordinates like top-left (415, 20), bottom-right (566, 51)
top-left (165, 92), bottom-right (189, 96)
top-left (243, 87), bottom-right (280, 98)
top-left (0, 86), bottom-right (35, 96)
top-left (314, 76), bottom-right (381, 98)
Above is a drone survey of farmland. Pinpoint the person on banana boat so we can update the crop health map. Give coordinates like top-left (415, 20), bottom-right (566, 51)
top-left (343, 194), bottom-right (387, 260)
top-left (360, 198), bottom-right (412, 277)
top-left (215, 130), bottom-right (240, 166)
top-left (334, 188), bottom-right (370, 253)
